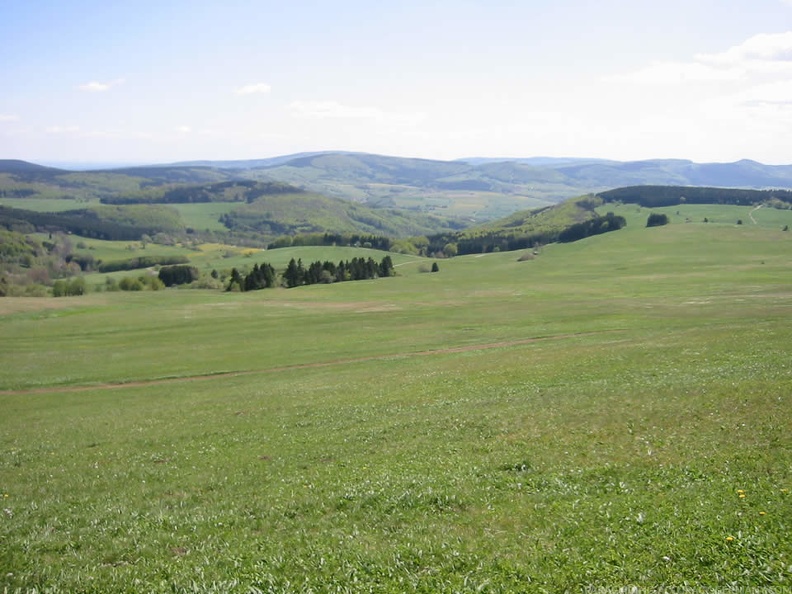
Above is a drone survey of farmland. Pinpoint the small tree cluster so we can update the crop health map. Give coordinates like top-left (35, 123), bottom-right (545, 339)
top-left (558, 213), bottom-right (627, 242)
top-left (227, 262), bottom-right (277, 292)
top-left (268, 233), bottom-right (393, 251)
top-left (158, 264), bottom-right (200, 287)
top-left (52, 277), bottom-right (86, 297)
top-left (284, 256), bottom-right (394, 288)
top-left (646, 213), bottom-right (670, 227)
top-left (115, 275), bottom-right (164, 291)
top-left (226, 256), bottom-right (395, 292)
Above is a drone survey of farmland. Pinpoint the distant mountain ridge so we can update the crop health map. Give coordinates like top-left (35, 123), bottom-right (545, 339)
top-left (0, 159), bottom-right (65, 174)
top-left (160, 152), bottom-right (792, 202)
top-left (3, 153), bottom-right (792, 222)
top-left (163, 152), bottom-right (792, 189)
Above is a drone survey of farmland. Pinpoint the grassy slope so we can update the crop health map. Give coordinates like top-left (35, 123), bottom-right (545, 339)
top-left (0, 223), bottom-right (791, 591)
top-left (600, 202), bottom-right (792, 230)
top-left (469, 194), bottom-right (596, 235)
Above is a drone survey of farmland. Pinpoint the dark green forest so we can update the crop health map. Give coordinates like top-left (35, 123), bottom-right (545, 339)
top-left (0, 205), bottom-right (183, 241)
top-left (597, 186), bottom-right (792, 208)
top-left (425, 213), bottom-right (626, 255)
top-left (100, 181), bottom-right (301, 205)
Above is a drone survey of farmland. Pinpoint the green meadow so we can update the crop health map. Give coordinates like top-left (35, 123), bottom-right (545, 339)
top-left (0, 198), bottom-right (100, 212)
top-left (1, 221), bottom-right (791, 592)
top-left (599, 202), bottom-right (792, 230)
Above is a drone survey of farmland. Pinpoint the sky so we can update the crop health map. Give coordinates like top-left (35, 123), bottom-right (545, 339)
top-left (2, 0), bottom-right (792, 165)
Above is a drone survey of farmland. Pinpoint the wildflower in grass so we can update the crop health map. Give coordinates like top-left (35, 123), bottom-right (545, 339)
top-left (726, 536), bottom-right (735, 542)
top-left (759, 511), bottom-right (766, 516)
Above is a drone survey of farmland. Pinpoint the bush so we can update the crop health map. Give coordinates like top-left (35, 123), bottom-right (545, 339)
top-left (646, 213), bottom-right (669, 227)
top-left (158, 265), bottom-right (199, 287)
top-left (118, 275), bottom-right (164, 291)
top-left (52, 277), bottom-right (86, 297)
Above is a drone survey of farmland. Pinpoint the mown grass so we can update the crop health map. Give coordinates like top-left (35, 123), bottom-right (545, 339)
top-left (1, 222), bottom-right (791, 592)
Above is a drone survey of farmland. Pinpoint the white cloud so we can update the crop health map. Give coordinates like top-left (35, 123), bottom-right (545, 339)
top-left (606, 60), bottom-right (744, 84)
top-left (234, 83), bottom-right (272, 95)
top-left (289, 100), bottom-right (382, 119)
top-left (288, 100), bottom-right (426, 126)
top-left (0, 114), bottom-right (20, 122)
top-left (45, 125), bottom-right (80, 134)
top-left (608, 31), bottom-right (792, 85)
top-left (176, 126), bottom-right (192, 133)
top-left (698, 31), bottom-right (792, 64)
top-left (77, 78), bottom-right (125, 92)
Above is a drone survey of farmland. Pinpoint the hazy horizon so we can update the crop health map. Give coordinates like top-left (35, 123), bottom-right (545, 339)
top-left (16, 152), bottom-right (791, 173)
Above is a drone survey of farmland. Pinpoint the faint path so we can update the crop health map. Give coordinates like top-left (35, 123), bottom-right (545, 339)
top-left (749, 204), bottom-right (762, 225)
top-left (0, 330), bottom-right (622, 396)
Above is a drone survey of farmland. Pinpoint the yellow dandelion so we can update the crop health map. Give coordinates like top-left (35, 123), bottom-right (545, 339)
top-left (759, 511), bottom-right (766, 516)
top-left (738, 493), bottom-right (746, 499)
top-left (726, 536), bottom-right (734, 542)
top-left (736, 489), bottom-right (745, 494)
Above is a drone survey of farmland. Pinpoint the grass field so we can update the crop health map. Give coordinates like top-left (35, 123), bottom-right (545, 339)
top-left (0, 198), bottom-right (100, 212)
top-left (168, 203), bottom-right (240, 232)
top-left (599, 203), bottom-right (792, 230)
top-left (1, 221), bottom-right (791, 592)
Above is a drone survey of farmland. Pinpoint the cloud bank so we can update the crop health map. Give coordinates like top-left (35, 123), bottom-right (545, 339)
top-left (77, 78), bottom-right (125, 92)
top-left (234, 83), bottom-right (272, 95)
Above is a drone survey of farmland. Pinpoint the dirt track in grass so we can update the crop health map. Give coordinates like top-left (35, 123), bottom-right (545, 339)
top-left (0, 330), bottom-right (622, 396)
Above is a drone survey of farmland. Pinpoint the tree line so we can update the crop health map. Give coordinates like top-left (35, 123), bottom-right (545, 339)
top-left (0, 205), bottom-right (182, 241)
top-left (268, 232), bottom-right (394, 251)
top-left (99, 181), bottom-right (302, 205)
top-left (597, 186), bottom-right (792, 208)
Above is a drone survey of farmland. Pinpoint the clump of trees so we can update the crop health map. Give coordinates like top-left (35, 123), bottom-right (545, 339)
top-left (268, 233), bottom-right (393, 251)
top-left (0, 229), bottom-right (86, 296)
top-left (158, 265), bottom-right (200, 287)
top-left (52, 277), bottom-right (86, 297)
top-left (227, 255), bottom-right (395, 292)
top-left (107, 275), bottom-right (165, 291)
top-left (646, 213), bottom-right (670, 227)
top-left (557, 213), bottom-right (627, 243)
top-left (283, 256), bottom-right (394, 288)
top-left (226, 262), bottom-right (277, 292)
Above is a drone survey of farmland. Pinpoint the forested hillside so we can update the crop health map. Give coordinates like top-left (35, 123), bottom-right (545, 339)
top-left (597, 186), bottom-right (792, 208)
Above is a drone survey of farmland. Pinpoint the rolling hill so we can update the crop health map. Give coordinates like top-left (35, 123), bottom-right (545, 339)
top-left (180, 153), bottom-right (792, 212)
top-left (3, 153), bottom-right (792, 228)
